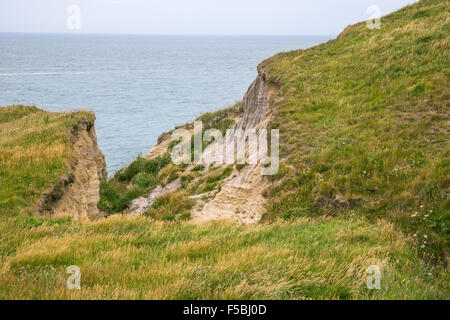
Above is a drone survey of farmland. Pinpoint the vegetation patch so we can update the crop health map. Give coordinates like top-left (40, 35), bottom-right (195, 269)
top-left (260, 0), bottom-right (449, 265)
top-left (98, 155), bottom-right (171, 214)
top-left (0, 216), bottom-right (447, 299)
top-left (0, 105), bottom-right (94, 217)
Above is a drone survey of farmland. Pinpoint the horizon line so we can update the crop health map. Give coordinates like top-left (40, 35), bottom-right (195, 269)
top-left (0, 31), bottom-right (336, 37)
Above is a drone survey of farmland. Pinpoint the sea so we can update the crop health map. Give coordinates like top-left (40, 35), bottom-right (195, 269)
top-left (0, 33), bottom-right (332, 173)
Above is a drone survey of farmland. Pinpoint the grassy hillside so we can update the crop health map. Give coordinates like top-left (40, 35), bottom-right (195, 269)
top-left (0, 106), bottom-right (95, 217)
top-left (0, 216), bottom-right (447, 299)
top-left (0, 0), bottom-right (448, 300)
top-left (261, 0), bottom-right (449, 264)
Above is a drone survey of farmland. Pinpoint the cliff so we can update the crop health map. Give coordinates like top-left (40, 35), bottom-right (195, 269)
top-left (0, 106), bottom-right (106, 220)
top-left (0, 0), bottom-right (448, 300)
top-left (120, 70), bottom-right (277, 224)
top-left (191, 71), bottom-right (277, 224)
top-left (37, 118), bottom-right (107, 220)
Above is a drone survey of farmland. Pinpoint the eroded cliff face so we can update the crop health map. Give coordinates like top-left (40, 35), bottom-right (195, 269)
top-left (130, 67), bottom-right (277, 223)
top-left (37, 117), bottom-right (107, 220)
top-left (191, 70), bottom-right (277, 224)
top-left (237, 73), bottom-right (271, 130)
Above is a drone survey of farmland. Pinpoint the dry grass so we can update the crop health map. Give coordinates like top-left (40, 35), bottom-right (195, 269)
top-left (260, 0), bottom-right (449, 264)
top-left (0, 215), bottom-right (447, 299)
top-left (0, 105), bottom-right (94, 217)
top-left (0, 1), bottom-right (448, 300)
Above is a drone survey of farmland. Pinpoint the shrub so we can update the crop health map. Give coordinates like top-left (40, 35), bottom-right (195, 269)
top-left (144, 192), bottom-right (193, 221)
top-left (192, 165), bottom-right (205, 172)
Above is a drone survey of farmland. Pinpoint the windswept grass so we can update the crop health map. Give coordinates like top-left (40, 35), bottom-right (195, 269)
top-left (0, 215), bottom-right (447, 299)
top-left (0, 1), bottom-right (448, 300)
top-left (98, 155), bottom-right (172, 214)
top-left (261, 0), bottom-right (449, 264)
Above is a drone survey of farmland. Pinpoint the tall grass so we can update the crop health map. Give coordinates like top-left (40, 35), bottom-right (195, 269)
top-left (260, 0), bottom-right (449, 264)
top-left (0, 106), bottom-right (94, 217)
top-left (0, 216), bottom-right (447, 299)
top-left (0, 0), bottom-right (448, 300)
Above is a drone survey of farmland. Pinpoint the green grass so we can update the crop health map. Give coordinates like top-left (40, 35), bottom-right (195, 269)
top-left (98, 155), bottom-right (172, 214)
top-left (144, 192), bottom-right (193, 221)
top-left (0, 105), bottom-right (95, 217)
top-left (0, 0), bottom-right (448, 300)
top-left (260, 0), bottom-right (449, 265)
top-left (0, 216), bottom-right (447, 299)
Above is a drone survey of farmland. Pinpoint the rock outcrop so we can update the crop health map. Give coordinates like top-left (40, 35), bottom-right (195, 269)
top-left (237, 73), bottom-right (271, 130)
top-left (37, 117), bottom-right (107, 220)
top-left (191, 69), bottom-right (277, 224)
top-left (133, 67), bottom-right (277, 224)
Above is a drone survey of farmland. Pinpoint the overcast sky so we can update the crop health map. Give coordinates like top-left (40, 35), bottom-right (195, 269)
top-left (0, 0), bottom-right (417, 35)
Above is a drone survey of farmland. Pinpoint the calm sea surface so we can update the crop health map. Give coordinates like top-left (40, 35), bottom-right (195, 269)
top-left (0, 33), bottom-right (331, 172)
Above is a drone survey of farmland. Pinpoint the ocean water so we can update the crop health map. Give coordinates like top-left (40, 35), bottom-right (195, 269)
top-left (0, 33), bottom-right (331, 173)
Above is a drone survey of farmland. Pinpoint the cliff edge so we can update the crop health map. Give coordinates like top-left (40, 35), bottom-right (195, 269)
top-left (0, 105), bottom-right (106, 220)
top-left (37, 118), bottom-right (107, 220)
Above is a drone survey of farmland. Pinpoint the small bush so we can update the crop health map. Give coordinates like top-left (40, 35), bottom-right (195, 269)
top-left (98, 181), bottom-right (145, 214)
top-left (115, 154), bottom-right (172, 182)
top-left (144, 192), bottom-right (193, 221)
top-left (192, 165), bottom-right (205, 172)
top-left (281, 207), bottom-right (312, 220)
top-left (133, 173), bottom-right (157, 189)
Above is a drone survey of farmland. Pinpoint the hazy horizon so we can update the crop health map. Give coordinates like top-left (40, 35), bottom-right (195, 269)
top-left (1, 0), bottom-right (417, 36)
top-left (0, 32), bottom-right (334, 37)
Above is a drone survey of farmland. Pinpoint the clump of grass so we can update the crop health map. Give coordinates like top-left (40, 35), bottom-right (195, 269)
top-left (198, 102), bottom-right (241, 132)
top-left (191, 165), bottom-right (205, 172)
top-left (143, 192), bottom-right (193, 221)
top-left (114, 155), bottom-right (171, 182)
top-left (0, 105), bottom-right (95, 217)
top-left (188, 165), bottom-right (234, 195)
top-left (99, 154), bottom-right (171, 214)
top-left (213, 118), bottom-right (235, 136)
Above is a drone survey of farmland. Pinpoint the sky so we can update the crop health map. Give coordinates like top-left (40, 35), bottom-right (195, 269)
top-left (0, 0), bottom-right (417, 36)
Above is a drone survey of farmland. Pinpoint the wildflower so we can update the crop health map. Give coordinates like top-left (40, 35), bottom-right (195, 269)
top-left (424, 235), bottom-right (428, 239)
top-left (413, 234), bottom-right (417, 237)
top-left (421, 244), bottom-right (425, 249)
top-left (420, 205), bottom-right (424, 208)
